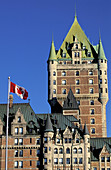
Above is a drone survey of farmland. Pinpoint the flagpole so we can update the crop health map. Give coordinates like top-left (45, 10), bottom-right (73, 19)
top-left (5, 77), bottom-right (10, 170)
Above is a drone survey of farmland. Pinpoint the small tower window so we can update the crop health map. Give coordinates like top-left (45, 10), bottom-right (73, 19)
top-left (75, 44), bottom-right (78, 49)
top-left (89, 79), bottom-right (93, 84)
top-left (76, 89), bottom-right (80, 94)
top-left (62, 89), bottom-right (66, 94)
top-left (53, 89), bottom-right (56, 94)
top-left (53, 71), bottom-right (56, 76)
top-left (105, 88), bottom-right (107, 93)
top-left (18, 116), bottom-right (21, 123)
top-left (53, 80), bottom-right (56, 85)
top-left (76, 71), bottom-right (79, 76)
top-left (89, 70), bottom-right (93, 75)
top-left (90, 88), bottom-right (94, 94)
top-left (90, 109), bottom-right (94, 115)
top-left (77, 52), bottom-right (80, 57)
top-left (62, 80), bottom-right (66, 85)
top-left (104, 70), bottom-right (107, 75)
top-left (74, 52), bottom-right (77, 57)
top-left (91, 118), bottom-right (95, 124)
top-left (88, 52), bottom-right (91, 57)
top-left (77, 100), bottom-right (80, 105)
top-left (100, 79), bottom-right (102, 84)
top-left (100, 70), bottom-right (102, 75)
top-left (101, 59), bottom-right (103, 63)
top-left (62, 53), bottom-right (66, 58)
top-left (91, 128), bottom-right (95, 134)
top-left (105, 79), bottom-right (107, 84)
top-left (90, 100), bottom-right (94, 105)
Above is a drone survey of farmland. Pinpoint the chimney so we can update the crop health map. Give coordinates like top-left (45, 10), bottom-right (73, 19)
top-left (9, 95), bottom-right (13, 108)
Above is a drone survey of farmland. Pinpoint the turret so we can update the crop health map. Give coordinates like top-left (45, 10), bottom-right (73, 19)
top-left (98, 37), bottom-right (108, 105)
top-left (43, 115), bottom-right (54, 170)
top-left (84, 123), bottom-right (90, 170)
top-left (47, 38), bottom-right (57, 102)
top-left (98, 36), bottom-right (108, 137)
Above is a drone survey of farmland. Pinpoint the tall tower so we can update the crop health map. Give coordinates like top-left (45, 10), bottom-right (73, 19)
top-left (98, 37), bottom-right (108, 137)
top-left (47, 14), bottom-right (108, 137)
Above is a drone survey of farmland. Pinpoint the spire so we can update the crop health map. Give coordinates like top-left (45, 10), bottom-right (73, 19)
top-left (74, 3), bottom-right (77, 22)
top-left (84, 123), bottom-right (89, 135)
top-left (44, 114), bottom-right (54, 132)
top-left (98, 36), bottom-right (107, 60)
top-left (63, 88), bottom-right (79, 110)
top-left (48, 37), bottom-right (56, 60)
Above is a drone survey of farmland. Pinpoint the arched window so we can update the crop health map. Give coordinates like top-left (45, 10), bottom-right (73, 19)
top-left (73, 148), bottom-right (77, 153)
top-left (78, 148), bottom-right (82, 154)
top-left (66, 148), bottom-right (70, 154)
top-left (54, 148), bottom-right (58, 154)
top-left (59, 148), bottom-right (63, 154)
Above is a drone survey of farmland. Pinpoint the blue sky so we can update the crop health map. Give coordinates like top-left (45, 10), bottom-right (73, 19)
top-left (0, 0), bottom-right (111, 136)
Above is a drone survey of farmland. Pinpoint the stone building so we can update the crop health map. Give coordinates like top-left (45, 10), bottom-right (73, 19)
top-left (0, 12), bottom-right (111, 170)
top-left (47, 14), bottom-right (108, 138)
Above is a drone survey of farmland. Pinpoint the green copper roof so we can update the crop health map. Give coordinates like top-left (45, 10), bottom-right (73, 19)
top-left (90, 138), bottom-right (111, 161)
top-left (44, 114), bottom-right (54, 132)
top-left (56, 15), bottom-right (94, 59)
top-left (98, 38), bottom-right (107, 60)
top-left (48, 39), bottom-right (57, 60)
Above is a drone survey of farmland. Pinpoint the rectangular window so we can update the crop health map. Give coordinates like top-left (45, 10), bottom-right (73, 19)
top-left (54, 158), bottom-right (58, 164)
top-left (19, 161), bottom-right (23, 168)
top-left (101, 157), bottom-right (105, 162)
top-left (37, 138), bottom-right (40, 144)
top-left (57, 138), bottom-right (60, 143)
top-left (79, 158), bottom-right (82, 164)
top-left (66, 158), bottom-right (70, 164)
top-left (104, 70), bottom-right (107, 75)
top-left (53, 89), bottom-right (56, 94)
top-left (90, 109), bottom-right (94, 115)
top-left (89, 70), bottom-right (93, 75)
top-left (74, 158), bottom-right (77, 164)
top-left (105, 88), bottom-right (107, 93)
top-left (65, 138), bottom-right (67, 143)
top-left (30, 149), bottom-right (32, 155)
top-left (107, 157), bottom-right (110, 162)
top-left (19, 138), bottom-right (23, 145)
top-left (30, 138), bottom-right (32, 143)
top-left (15, 150), bottom-right (18, 157)
top-left (14, 161), bottom-right (18, 168)
top-left (90, 100), bottom-right (94, 105)
top-left (76, 71), bottom-right (79, 76)
top-left (19, 127), bottom-right (23, 134)
top-left (90, 88), bottom-right (94, 94)
top-left (91, 118), bottom-right (95, 124)
top-left (19, 150), bottom-right (23, 157)
top-left (100, 88), bottom-right (103, 93)
top-left (76, 89), bottom-right (80, 94)
top-left (44, 147), bottom-right (47, 153)
top-left (89, 79), bottom-right (93, 84)
top-left (37, 160), bottom-right (40, 167)
top-left (30, 161), bottom-right (32, 166)
top-left (77, 100), bottom-right (80, 105)
top-left (62, 71), bottom-right (66, 76)
top-left (53, 71), bottom-right (56, 76)
top-left (15, 138), bottom-right (18, 145)
top-left (93, 167), bottom-right (97, 170)
top-left (15, 128), bottom-right (18, 134)
top-left (53, 80), bottom-right (56, 85)
top-left (100, 79), bottom-right (102, 84)
top-left (100, 70), bottom-right (102, 75)
top-left (37, 149), bottom-right (40, 156)
top-left (62, 89), bottom-right (66, 94)
top-left (76, 79), bottom-right (79, 85)
top-left (62, 80), bottom-right (66, 85)
top-left (59, 158), bottom-right (63, 164)
top-left (91, 128), bottom-right (95, 134)
top-left (44, 137), bottom-right (47, 143)
top-left (44, 158), bottom-right (47, 165)
top-left (105, 79), bottom-right (107, 84)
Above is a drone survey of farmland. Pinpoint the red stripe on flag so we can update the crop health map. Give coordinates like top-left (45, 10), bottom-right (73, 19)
top-left (10, 82), bottom-right (16, 93)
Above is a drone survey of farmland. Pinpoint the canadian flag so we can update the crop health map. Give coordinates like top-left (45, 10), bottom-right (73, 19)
top-left (10, 82), bottom-right (28, 100)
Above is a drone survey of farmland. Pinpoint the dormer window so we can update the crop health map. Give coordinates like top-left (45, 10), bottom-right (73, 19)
top-left (62, 53), bottom-right (66, 58)
top-left (88, 52), bottom-right (91, 57)
top-left (83, 46), bottom-right (86, 50)
top-left (18, 116), bottom-right (21, 123)
top-left (75, 44), bottom-right (78, 49)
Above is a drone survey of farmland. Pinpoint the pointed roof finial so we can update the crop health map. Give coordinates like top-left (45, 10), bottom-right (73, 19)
top-left (74, 2), bottom-right (77, 22)
top-left (84, 123), bottom-right (89, 135)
